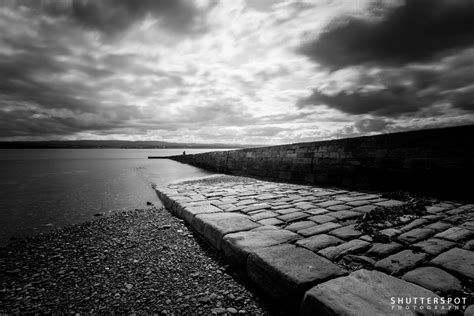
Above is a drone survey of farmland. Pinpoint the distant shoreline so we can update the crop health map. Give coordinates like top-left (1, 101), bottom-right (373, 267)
top-left (0, 141), bottom-right (251, 149)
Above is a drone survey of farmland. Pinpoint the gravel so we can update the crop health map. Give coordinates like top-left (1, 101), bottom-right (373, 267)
top-left (0, 207), bottom-right (284, 315)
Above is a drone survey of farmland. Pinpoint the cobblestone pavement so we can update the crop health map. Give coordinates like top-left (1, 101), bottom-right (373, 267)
top-left (156, 175), bottom-right (473, 315)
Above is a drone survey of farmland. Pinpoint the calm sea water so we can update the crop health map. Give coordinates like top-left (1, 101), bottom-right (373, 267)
top-left (0, 148), bottom-right (230, 246)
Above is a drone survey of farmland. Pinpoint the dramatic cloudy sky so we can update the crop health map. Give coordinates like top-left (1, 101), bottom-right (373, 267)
top-left (1, 0), bottom-right (474, 144)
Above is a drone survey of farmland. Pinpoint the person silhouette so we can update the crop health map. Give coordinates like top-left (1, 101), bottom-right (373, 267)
top-left (183, 151), bottom-right (186, 155)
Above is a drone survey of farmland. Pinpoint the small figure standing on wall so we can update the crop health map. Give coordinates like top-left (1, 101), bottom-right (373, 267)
top-left (183, 151), bottom-right (186, 155)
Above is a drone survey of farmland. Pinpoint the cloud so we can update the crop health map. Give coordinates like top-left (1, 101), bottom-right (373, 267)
top-left (0, 0), bottom-right (473, 143)
top-left (297, 0), bottom-right (474, 69)
top-left (354, 118), bottom-right (392, 133)
top-left (20, 0), bottom-right (211, 37)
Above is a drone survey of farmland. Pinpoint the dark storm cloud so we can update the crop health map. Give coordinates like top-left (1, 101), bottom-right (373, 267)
top-left (297, 87), bottom-right (423, 117)
top-left (296, 0), bottom-right (474, 120)
top-left (0, 0), bottom-right (211, 138)
top-left (19, 0), bottom-right (210, 36)
top-left (298, 0), bottom-right (474, 69)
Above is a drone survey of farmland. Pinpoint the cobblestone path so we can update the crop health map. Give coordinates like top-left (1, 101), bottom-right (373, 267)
top-left (156, 175), bottom-right (473, 315)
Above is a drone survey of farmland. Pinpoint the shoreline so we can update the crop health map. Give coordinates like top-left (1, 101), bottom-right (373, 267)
top-left (0, 207), bottom-right (279, 314)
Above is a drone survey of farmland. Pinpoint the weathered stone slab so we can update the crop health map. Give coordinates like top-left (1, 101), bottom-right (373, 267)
top-left (298, 222), bottom-right (342, 237)
top-left (193, 213), bottom-right (260, 249)
top-left (379, 228), bottom-right (401, 239)
top-left (258, 218), bottom-right (284, 226)
top-left (305, 208), bottom-right (329, 215)
top-left (277, 211), bottom-right (309, 223)
top-left (464, 240), bottom-right (474, 251)
top-left (350, 204), bottom-right (378, 213)
top-left (461, 221), bottom-right (474, 231)
top-left (274, 207), bottom-right (301, 215)
top-left (330, 210), bottom-right (362, 220)
top-left (247, 244), bottom-right (346, 303)
top-left (431, 248), bottom-right (474, 280)
top-left (301, 269), bottom-right (450, 316)
top-left (400, 218), bottom-right (430, 232)
top-left (426, 206), bottom-right (448, 213)
top-left (222, 229), bottom-right (300, 267)
top-left (374, 199), bottom-right (404, 207)
top-left (346, 200), bottom-right (372, 207)
top-left (434, 227), bottom-right (473, 241)
top-left (318, 239), bottom-right (371, 261)
top-left (317, 200), bottom-right (344, 208)
top-left (367, 242), bottom-right (404, 257)
top-left (413, 238), bottom-right (456, 255)
top-left (285, 221), bottom-right (316, 232)
top-left (426, 221), bottom-right (452, 233)
top-left (250, 210), bottom-right (278, 221)
top-left (402, 267), bottom-right (463, 294)
top-left (294, 202), bottom-right (316, 210)
top-left (241, 203), bottom-right (271, 214)
top-left (308, 215), bottom-right (335, 224)
top-left (375, 250), bottom-right (429, 275)
top-left (181, 204), bottom-right (222, 224)
top-left (296, 234), bottom-right (344, 252)
top-left (327, 204), bottom-right (351, 211)
top-left (328, 225), bottom-right (362, 240)
top-left (398, 228), bottom-right (436, 244)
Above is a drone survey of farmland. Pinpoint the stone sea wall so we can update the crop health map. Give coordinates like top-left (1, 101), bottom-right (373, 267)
top-left (169, 125), bottom-right (474, 200)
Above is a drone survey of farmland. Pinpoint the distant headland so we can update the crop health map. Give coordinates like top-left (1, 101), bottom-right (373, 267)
top-left (0, 140), bottom-right (256, 149)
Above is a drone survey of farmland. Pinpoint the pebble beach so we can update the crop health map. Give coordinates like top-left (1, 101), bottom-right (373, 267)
top-left (0, 207), bottom-right (282, 315)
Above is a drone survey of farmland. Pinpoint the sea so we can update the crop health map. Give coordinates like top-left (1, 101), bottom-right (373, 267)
top-left (0, 148), bottom-right (231, 246)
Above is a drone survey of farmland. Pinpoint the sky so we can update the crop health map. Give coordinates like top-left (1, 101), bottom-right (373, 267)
top-left (1, 0), bottom-right (474, 145)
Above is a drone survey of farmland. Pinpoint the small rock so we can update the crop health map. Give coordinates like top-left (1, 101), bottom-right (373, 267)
top-left (209, 293), bottom-right (218, 300)
top-left (227, 307), bottom-right (238, 314)
top-left (211, 307), bottom-right (226, 315)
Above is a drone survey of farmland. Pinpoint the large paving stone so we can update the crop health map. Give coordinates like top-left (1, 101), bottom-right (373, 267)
top-left (247, 244), bottom-right (346, 304)
top-left (346, 200), bottom-right (372, 207)
top-left (375, 250), bottom-right (429, 275)
top-left (328, 225), bottom-right (362, 240)
top-left (250, 210), bottom-right (278, 221)
top-left (296, 234), bottom-right (344, 252)
top-left (301, 269), bottom-right (451, 316)
top-left (277, 211), bottom-right (309, 223)
top-left (413, 238), bottom-right (456, 256)
top-left (374, 199), bottom-right (405, 207)
top-left (400, 218), bottom-right (430, 232)
top-left (398, 228), bottom-right (436, 244)
top-left (434, 227), bottom-right (473, 241)
top-left (305, 208), bottom-right (329, 215)
top-left (367, 242), bottom-right (404, 257)
top-left (258, 218), bottom-right (284, 226)
top-left (402, 267), bottom-right (463, 294)
top-left (330, 210), bottom-right (362, 220)
top-left (298, 222), bottom-right (342, 237)
top-left (308, 215), bottom-right (335, 224)
top-left (241, 203), bottom-right (271, 214)
top-left (193, 213), bottom-right (260, 249)
top-left (181, 204), bottom-right (222, 224)
top-left (318, 239), bottom-right (371, 261)
top-left (431, 248), bottom-right (474, 280)
top-left (222, 229), bottom-right (300, 267)
top-left (274, 207), bottom-right (301, 215)
top-left (285, 221), bottom-right (316, 232)
top-left (317, 200), bottom-right (344, 208)
top-left (351, 204), bottom-right (378, 213)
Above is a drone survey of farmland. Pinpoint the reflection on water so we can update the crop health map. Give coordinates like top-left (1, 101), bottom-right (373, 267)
top-left (0, 148), bottom-right (231, 245)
